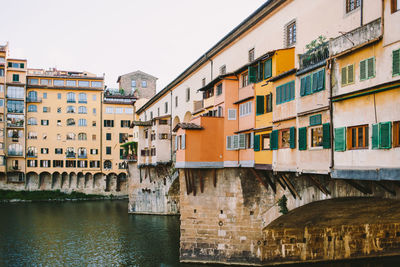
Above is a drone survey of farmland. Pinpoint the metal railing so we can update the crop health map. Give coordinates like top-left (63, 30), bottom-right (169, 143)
top-left (299, 42), bottom-right (329, 70)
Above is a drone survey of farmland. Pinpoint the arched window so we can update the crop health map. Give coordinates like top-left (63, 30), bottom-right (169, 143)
top-left (78, 147), bottom-right (87, 158)
top-left (67, 118), bottom-right (75, 126)
top-left (78, 133), bottom-right (87, 140)
top-left (78, 119), bottom-right (87, 126)
top-left (28, 91), bottom-right (38, 101)
top-left (78, 93), bottom-right (87, 103)
top-left (66, 106), bottom-right (76, 113)
top-left (66, 133), bottom-right (75, 140)
top-left (104, 160), bottom-right (112, 169)
top-left (67, 92), bottom-right (75, 103)
top-left (78, 106), bottom-right (87, 114)
top-left (28, 105), bottom-right (37, 112)
top-left (66, 147), bottom-right (75, 158)
top-left (28, 117), bottom-right (37, 125)
top-left (7, 130), bottom-right (23, 138)
top-left (27, 146), bottom-right (37, 157)
top-left (8, 143), bottom-right (23, 156)
top-left (28, 132), bottom-right (37, 139)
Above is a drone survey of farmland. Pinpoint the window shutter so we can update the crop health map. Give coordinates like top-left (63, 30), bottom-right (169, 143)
top-left (276, 86), bottom-right (280, 105)
top-left (310, 114), bottom-right (322, 126)
top-left (341, 67), bottom-right (347, 85)
top-left (181, 134), bottom-right (186, 149)
top-left (267, 93), bottom-right (273, 112)
top-left (250, 132), bottom-right (254, 149)
top-left (312, 71), bottom-right (318, 93)
top-left (300, 77), bottom-right (306, 96)
top-left (290, 126), bottom-right (296, 149)
top-left (239, 133), bottom-right (246, 149)
top-left (264, 59), bottom-right (272, 79)
top-left (305, 75), bottom-right (311, 95)
top-left (317, 69), bottom-right (325, 91)
top-left (226, 136), bottom-right (232, 150)
top-left (298, 127), bottom-right (307, 150)
top-left (289, 81), bottom-right (295, 100)
top-left (372, 123), bottom-right (379, 149)
top-left (379, 122), bottom-right (392, 149)
top-left (347, 64), bottom-right (354, 84)
top-left (8, 62), bottom-right (12, 68)
top-left (393, 49), bottom-right (400, 76)
top-left (322, 123), bottom-right (331, 149)
top-left (20, 63), bottom-right (24, 69)
top-left (248, 66), bottom-right (257, 83)
top-left (233, 135), bottom-right (239, 150)
top-left (334, 127), bottom-right (346, 151)
top-left (257, 61), bottom-right (263, 82)
top-left (256, 95), bottom-right (264, 115)
top-left (360, 60), bottom-right (367, 80)
top-left (254, 135), bottom-right (260, 151)
top-left (175, 135), bottom-right (178, 150)
top-left (367, 57), bottom-right (375, 78)
top-left (271, 130), bottom-right (279, 150)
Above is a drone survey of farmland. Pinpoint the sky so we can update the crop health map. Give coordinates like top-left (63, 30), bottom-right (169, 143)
top-left (0, 0), bottom-right (266, 91)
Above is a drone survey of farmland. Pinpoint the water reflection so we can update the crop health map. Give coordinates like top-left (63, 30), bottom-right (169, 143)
top-left (1, 201), bottom-right (400, 267)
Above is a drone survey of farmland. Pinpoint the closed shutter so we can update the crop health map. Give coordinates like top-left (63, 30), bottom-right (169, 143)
top-left (312, 71), bottom-right (318, 93)
top-left (341, 67), bottom-right (347, 85)
top-left (367, 57), bottom-right (375, 79)
top-left (239, 133), bottom-right (246, 149)
top-left (334, 127), bottom-right (346, 151)
top-left (290, 126), bottom-right (296, 149)
top-left (298, 127), bottom-right (307, 150)
top-left (257, 61), bottom-right (263, 82)
top-left (250, 132), bottom-right (254, 149)
top-left (20, 63), bottom-right (24, 68)
top-left (264, 59), bottom-right (272, 79)
top-left (372, 123), bottom-right (379, 149)
top-left (360, 60), bottom-right (367, 80)
top-left (248, 66), bottom-right (257, 83)
top-left (267, 93), bottom-right (273, 112)
top-left (181, 134), bottom-right (186, 150)
top-left (271, 130), bottom-right (279, 150)
top-left (317, 69), bottom-right (325, 91)
top-left (233, 135), bottom-right (239, 150)
top-left (226, 136), bottom-right (232, 150)
top-left (300, 77), bottom-right (306, 96)
top-left (379, 122), bottom-right (392, 149)
top-left (310, 114), bottom-right (322, 126)
top-left (256, 95), bottom-right (265, 115)
top-left (347, 64), bottom-right (354, 84)
top-left (254, 135), bottom-right (260, 151)
top-left (322, 123), bottom-right (331, 149)
top-left (305, 75), bottom-right (311, 95)
top-left (276, 86), bottom-right (280, 105)
top-left (393, 49), bottom-right (400, 76)
top-left (289, 81), bottom-right (295, 100)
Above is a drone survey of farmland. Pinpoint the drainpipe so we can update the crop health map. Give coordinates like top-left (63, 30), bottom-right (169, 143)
top-left (360, 0), bottom-right (364, 26)
top-left (381, 0), bottom-right (385, 34)
top-left (170, 90), bottom-right (173, 162)
top-left (328, 59), bottom-right (334, 171)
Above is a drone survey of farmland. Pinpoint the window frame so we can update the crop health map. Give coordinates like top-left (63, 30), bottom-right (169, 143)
top-left (347, 124), bottom-right (369, 150)
top-left (310, 125), bottom-right (324, 149)
top-left (285, 20), bottom-right (296, 47)
top-left (279, 129), bottom-right (291, 149)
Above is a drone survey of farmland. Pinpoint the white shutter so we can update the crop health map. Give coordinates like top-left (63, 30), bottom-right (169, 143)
top-left (233, 135), bottom-right (239, 150)
top-left (227, 136), bottom-right (232, 150)
top-left (250, 132), bottom-right (254, 149)
top-left (239, 134), bottom-right (246, 149)
top-left (228, 109), bottom-right (237, 120)
top-left (181, 134), bottom-right (186, 150)
top-left (175, 135), bottom-right (178, 150)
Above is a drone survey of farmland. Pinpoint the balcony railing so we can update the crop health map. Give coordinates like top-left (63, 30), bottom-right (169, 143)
top-left (26, 152), bottom-right (37, 158)
top-left (8, 151), bottom-right (23, 157)
top-left (67, 99), bottom-right (76, 103)
top-left (299, 42), bottom-right (329, 70)
top-left (78, 100), bottom-right (87, 104)
top-left (203, 96), bottom-right (214, 109)
top-left (66, 152), bottom-right (76, 158)
top-left (120, 154), bottom-right (137, 162)
top-left (26, 97), bottom-right (42, 103)
top-left (7, 121), bottom-right (24, 128)
top-left (78, 153), bottom-right (87, 159)
top-left (193, 100), bottom-right (204, 114)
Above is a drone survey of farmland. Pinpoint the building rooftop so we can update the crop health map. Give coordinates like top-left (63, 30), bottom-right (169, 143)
top-left (27, 68), bottom-right (102, 79)
top-left (173, 123), bottom-right (203, 132)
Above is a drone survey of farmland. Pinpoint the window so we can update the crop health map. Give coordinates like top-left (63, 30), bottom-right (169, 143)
top-left (159, 133), bottom-right (169, 140)
top-left (40, 160), bottom-right (51, 168)
top-left (392, 0), bottom-right (400, 12)
top-left (346, 0), bottom-right (361, 13)
top-left (266, 93), bottom-right (273, 113)
top-left (66, 106), bottom-right (75, 113)
top-left (7, 100), bottom-right (24, 113)
top-left (8, 62), bottom-right (24, 69)
top-left (67, 133), bottom-right (75, 140)
top-left (105, 107), bottom-right (113, 114)
top-left (27, 160), bottom-right (37, 167)
top-left (121, 120), bottom-right (130, 128)
top-left (106, 147), bottom-right (112, 155)
top-left (57, 93), bottom-right (62, 99)
top-left (41, 148), bottom-right (49, 154)
top-left (264, 59), bottom-right (272, 79)
top-left (394, 121), bottom-right (400, 147)
top-left (165, 102), bottom-right (168, 113)
top-left (78, 160), bottom-right (87, 168)
top-left (125, 108), bottom-right (133, 114)
top-left (348, 125), bottom-right (369, 149)
top-left (256, 94), bottom-right (272, 115)
top-left (78, 106), bottom-right (87, 114)
top-left (360, 57), bottom-right (375, 81)
top-left (54, 80), bottom-right (64, 86)
top-left (12, 74), bottom-right (19, 82)
top-left (92, 121), bottom-right (96, 127)
top-left (216, 83), bottom-right (223, 96)
top-left (119, 133), bottom-right (129, 143)
top-left (43, 107), bottom-right (50, 113)
top-left (0, 69), bottom-right (3, 77)
top-left (141, 80), bottom-right (147, 88)
top-left (220, 65), bottom-right (226, 75)
top-left (276, 81), bottom-right (295, 105)
top-left (66, 160), bottom-right (76, 168)
top-left (67, 92), bottom-right (76, 102)
top-left (41, 120), bottom-right (49, 126)
top-left (90, 161), bottom-right (100, 168)
top-left (78, 133), bottom-right (87, 140)
top-left (248, 48), bottom-right (255, 62)
top-left (280, 129), bottom-right (291, 148)
top-left (67, 118), bottom-right (75, 126)
top-left (106, 133), bottom-right (112, 140)
top-left (93, 94), bottom-right (97, 101)
top-left (57, 107), bottom-right (61, 113)
top-left (28, 78), bottom-right (38, 85)
top-left (104, 120), bottom-right (114, 127)
top-left (27, 147), bottom-right (37, 157)
top-left (311, 126), bottom-right (323, 148)
top-left (286, 21), bottom-right (296, 47)
top-left (241, 72), bottom-right (249, 88)
top-left (78, 93), bottom-right (87, 103)
top-left (91, 149), bottom-right (98, 155)
top-left (28, 117), bottom-right (37, 125)
top-left (104, 160), bottom-right (112, 169)
top-left (300, 69), bottom-right (325, 96)
top-left (53, 160), bottom-right (63, 168)
top-left (159, 119), bottom-right (168, 125)
top-left (93, 108), bottom-right (96, 114)
top-left (0, 99), bottom-right (3, 107)
top-left (157, 107), bottom-right (160, 117)
top-left (262, 134), bottom-right (270, 150)
top-left (202, 78), bottom-right (206, 87)
top-left (41, 80), bottom-right (50, 86)
top-left (57, 134), bottom-right (61, 140)
top-left (66, 147), bottom-right (75, 158)
top-left (78, 119), bottom-right (87, 126)
top-left (186, 88), bottom-right (190, 102)
top-left (228, 109), bottom-right (237, 120)
top-left (92, 134), bottom-right (96, 141)
top-left (7, 86), bottom-right (24, 99)
top-left (66, 80), bottom-right (76, 87)
top-left (394, 49), bottom-right (400, 76)
top-left (341, 64), bottom-right (355, 86)
top-left (78, 80), bottom-right (90, 87)
top-left (78, 148), bottom-right (87, 158)
top-left (175, 96), bottom-right (178, 107)
top-left (8, 144), bottom-right (23, 156)
top-left (91, 81), bottom-right (102, 88)
top-left (28, 105), bottom-right (37, 112)
top-left (115, 107), bottom-right (123, 114)
top-left (131, 80), bottom-right (136, 87)
top-left (28, 132), bottom-right (37, 139)
top-left (55, 148), bottom-right (63, 154)
top-left (239, 101), bottom-right (252, 117)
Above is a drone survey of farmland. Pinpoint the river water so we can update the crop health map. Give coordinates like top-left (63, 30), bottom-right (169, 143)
top-left (1, 200), bottom-right (400, 267)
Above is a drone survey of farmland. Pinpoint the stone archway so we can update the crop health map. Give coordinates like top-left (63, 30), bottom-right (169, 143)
top-left (26, 172), bottom-right (38, 190)
top-left (173, 115), bottom-right (180, 128)
top-left (84, 173), bottom-right (92, 188)
top-left (39, 172), bottom-right (51, 190)
top-left (52, 172), bottom-right (61, 189)
top-left (93, 173), bottom-right (103, 190)
top-left (116, 173), bottom-right (127, 192)
top-left (69, 172), bottom-right (76, 189)
top-left (183, 111), bottom-right (192, 123)
top-left (105, 173), bottom-right (117, 192)
top-left (77, 172), bottom-right (84, 189)
top-left (61, 172), bottom-right (68, 189)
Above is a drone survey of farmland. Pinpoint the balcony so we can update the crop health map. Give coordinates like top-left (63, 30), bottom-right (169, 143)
top-left (203, 96), bottom-right (214, 109)
top-left (299, 42), bottom-right (329, 73)
top-left (67, 99), bottom-right (76, 103)
top-left (78, 153), bottom-right (87, 159)
top-left (78, 100), bottom-right (87, 104)
top-left (26, 97), bottom-right (42, 103)
top-left (193, 100), bottom-right (204, 114)
top-left (66, 152), bottom-right (76, 158)
top-left (26, 152), bottom-right (37, 158)
top-left (120, 154), bottom-right (137, 162)
top-left (8, 151), bottom-right (23, 157)
top-left (7, 121), bottom-right (24, 128)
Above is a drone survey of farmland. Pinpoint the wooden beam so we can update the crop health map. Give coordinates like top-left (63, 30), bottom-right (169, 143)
top-left (191, 169), bottom-right (196, 196)
top-left (264, 171), bottom-right (276, 193)
top-left (250, 168), bottom-right (269, 191)
top-left (375, 181), bottom-right (396, 196)
top-left (344, 179), bottom-right (371, 195)
top-left (274, 174), bottom-right (286, 190)
top-left (213, 169), bottom-right (217, 187)
top-left (184, 169), bottom-right (190, 195)
top-left (282, 174), bottom-right (301, 200)
top-left (199, 169), bottom-right (204, 193)
top-left (309, 175), bottom-right (331, 195)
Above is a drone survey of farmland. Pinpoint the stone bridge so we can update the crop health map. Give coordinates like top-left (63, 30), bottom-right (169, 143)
top-left (178, 168), bottom-right (400, 265)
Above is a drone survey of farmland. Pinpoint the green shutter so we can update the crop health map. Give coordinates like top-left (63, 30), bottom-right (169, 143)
top-left (300, 77), bottom-right (306, 96)
top-left (360, 60), bottom-right (367, 80)
top-left (8, 62), bottom-right (12, 68)
top-left (322, 123), bottom-right (331, 149)
top-left (290, 127), bottom-right (296, 149)
top-left (317, 69), bottom-right (325, 91)
top-left (248, 66), bottom-right (257, 83)
top-left (334, 127), bottom-right (346, 151)
top-left (393, 49), bottom-right (400, 76)
top-left (347, 64), bottom-right (354, 84)
top-left (289, 81), bottom-right (295, 100)
top-left (305, 75), bottom-right (311, 95)
top-left (312, 71), bottom-right (318, 93)
top-left (341, 67), bottom-right (347, 85)
top-left (12, 74), bottom-right (18, 82)
top-left (310, 114), bottom-right (322, 126)
top-left (367, 57), bottom-right (375, 78)
top-left (298, 127), bottom-right (307, 150)
top-left (276, 86), bottom-right (281, 105)
top-left (379, 122), bottom-right (392, 149)
top-left (256, 95), bottom-right (265, 115)
top-left (264, 59), bottom-right (272, 79)
top-left (372, 123), bottom-right (379, 149)
top-left (257, 61), bottom-right (263, 82)
top-left (271, 130), bottom-right (279, 150)
top-left (20, 63), bottom-right (24, 69)
top-left (254, 135), bottom-right (260, 151)
top-left (267, 93), bottom-right (273, 112)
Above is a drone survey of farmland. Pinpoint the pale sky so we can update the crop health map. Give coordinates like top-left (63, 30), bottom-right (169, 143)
top-left (0, 0), bottom-right (266, 91)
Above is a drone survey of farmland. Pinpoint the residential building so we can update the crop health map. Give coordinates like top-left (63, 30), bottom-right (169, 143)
top-left (117, 70), bottom-right (157, 99)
